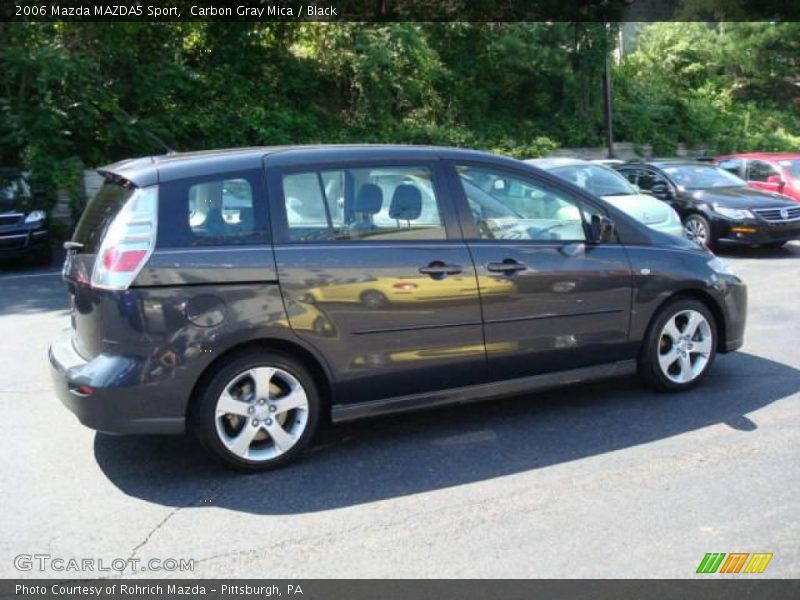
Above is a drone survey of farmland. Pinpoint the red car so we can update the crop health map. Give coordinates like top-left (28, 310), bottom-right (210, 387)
top-left (715, 153), bottom-right (800, 202)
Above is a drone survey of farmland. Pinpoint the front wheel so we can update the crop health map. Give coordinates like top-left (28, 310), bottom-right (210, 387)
top-left (683, 214), bottom-right (714, 249)
top-left (190, 350), bottom-right (321, 471)
top-left (639, 298), bottom-right (717, 392)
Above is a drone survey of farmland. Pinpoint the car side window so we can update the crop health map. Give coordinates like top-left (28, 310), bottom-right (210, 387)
top-left (617, 168), bottom-right (639, 186)
top-left (280, 165), bottom-right (446, 242)
top-left (157, 171), bottom-right (268, 248)
top-left (636, 169), bottom-right (666, 191)
top-left (456, 165), bottom-right (590, 242)
top-left (747, 160), bottom-right (780, 182)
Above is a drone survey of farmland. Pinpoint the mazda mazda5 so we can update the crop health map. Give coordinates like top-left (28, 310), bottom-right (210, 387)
top-left (49, 146), bottom-right (747, 470)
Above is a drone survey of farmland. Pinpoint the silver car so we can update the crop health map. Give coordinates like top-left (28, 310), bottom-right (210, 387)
top-left (526, 158), bottom-right (684, 238)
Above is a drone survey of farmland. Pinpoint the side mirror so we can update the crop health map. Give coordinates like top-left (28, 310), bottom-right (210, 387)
top-left (590, 214), bottom-right (615, 243)
top-left (649, 183), bottom-right (671, 199)
top-left (766, 174), bottom-right (786, 191)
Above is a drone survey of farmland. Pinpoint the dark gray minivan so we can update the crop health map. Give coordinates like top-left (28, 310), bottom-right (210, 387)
top-left (50, 146), bottom-right (747, 470)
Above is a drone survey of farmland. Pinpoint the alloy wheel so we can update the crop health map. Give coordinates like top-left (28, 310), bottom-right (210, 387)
top-left (684, 217), bottom-right (709, 246)
top-left (214, 367), bottom-right (309, 462)
top-left (657, 309), bottom-right (714, 384)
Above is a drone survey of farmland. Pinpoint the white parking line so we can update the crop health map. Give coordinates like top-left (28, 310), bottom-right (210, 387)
top-left (0, 271), bottom-right (62, 281)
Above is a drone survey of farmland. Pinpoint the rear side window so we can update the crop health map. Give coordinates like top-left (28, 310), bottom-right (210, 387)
top-left (72, 178), bottom-right (135, 254)
top-left (157, 171), bottom-right (268, 248)
top-left (279, 165), bottom-right (446, 242)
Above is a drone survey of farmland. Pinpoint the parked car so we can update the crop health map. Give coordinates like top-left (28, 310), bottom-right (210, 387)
top-left (613, 159), bottom-right (800, 249)
top-left (526, 158), bottom-right (684, 238)
top-left (714, 153), bottom-right (800, 202)
top-left (50, 146), bottom-right (747, 471)
top-left (0, 168), bottom-right (51, 265)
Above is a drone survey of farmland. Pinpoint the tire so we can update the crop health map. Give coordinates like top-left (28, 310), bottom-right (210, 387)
top-left (189, 350), bottom-right (321, 471)
top-left (639, 298), bottom-right (718, 392)
top-left (360, 289), bottom-right (388, 310)
top-left (683, 214), bottom-right (714, 250)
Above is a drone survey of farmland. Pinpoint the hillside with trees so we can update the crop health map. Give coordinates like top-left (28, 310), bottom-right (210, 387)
top-left (0, 22), bottom-right (797, 209)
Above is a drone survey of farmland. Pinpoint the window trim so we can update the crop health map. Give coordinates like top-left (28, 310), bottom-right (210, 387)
top-left (265, 159), bottom-right (462, 245)
top-left (155, 168), bottom-right (270, 249)
top-left (443, 159), bottom-right (608, 245)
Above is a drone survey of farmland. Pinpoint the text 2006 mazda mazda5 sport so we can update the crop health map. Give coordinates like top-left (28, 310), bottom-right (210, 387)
top-left (49, 146), bottom-right (747, 471)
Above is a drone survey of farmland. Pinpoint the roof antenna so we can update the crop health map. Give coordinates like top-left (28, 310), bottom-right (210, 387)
top-left (114, 106), bottom-right (176, 155)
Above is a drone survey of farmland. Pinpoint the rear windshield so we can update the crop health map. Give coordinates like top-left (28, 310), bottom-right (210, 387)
top-left (71, 177), bottom-right (135, 253)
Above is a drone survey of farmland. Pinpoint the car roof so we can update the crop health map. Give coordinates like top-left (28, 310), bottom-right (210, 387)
top-left (717, 152), bottom-right (800, 161)
top-left (620, 158), bottom-right (714, 169)
top-left (99, 144), bottom-right (529, 187)
top-left (524, 157), bottom-right (590, 169)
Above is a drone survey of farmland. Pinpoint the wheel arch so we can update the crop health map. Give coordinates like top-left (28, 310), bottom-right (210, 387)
top-left (185, 337), bottom-right (335, 422)
top-left (641, 288), bottom-right (727, 357)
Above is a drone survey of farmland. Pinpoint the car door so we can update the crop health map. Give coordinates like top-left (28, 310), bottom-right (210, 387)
top-left (266, 155), bottom-right (486, 405)
top-left (445, 161), bottom-right (634, 382)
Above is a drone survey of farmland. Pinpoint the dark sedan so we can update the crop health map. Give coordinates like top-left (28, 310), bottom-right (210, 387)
top-left (614, 159), bottom-right (800, 249)
top-left (0, 169), bottom-right (52, 265)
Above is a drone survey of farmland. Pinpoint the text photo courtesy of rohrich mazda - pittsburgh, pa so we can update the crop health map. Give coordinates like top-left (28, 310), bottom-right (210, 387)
top-left (0, 4), bottom-right (798, 598)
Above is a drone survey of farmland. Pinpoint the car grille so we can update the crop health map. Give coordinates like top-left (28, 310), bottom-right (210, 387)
top-left (0, 213), bottom-right (24, 227)
top-left (753, 206), bottom-right (800, 223)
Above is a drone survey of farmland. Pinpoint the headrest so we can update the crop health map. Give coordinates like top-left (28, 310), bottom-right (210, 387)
top-left (389, 184), bottom-right (422, 221)
top-left (354, 183), bottom-right (383, 214)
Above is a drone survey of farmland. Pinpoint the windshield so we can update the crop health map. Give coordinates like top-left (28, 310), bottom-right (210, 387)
top-left (550, 164), bottom-right (633, 196)
top-left (778, 159), bottom-right (800, 178)
top-left (0, 173), bottom-right (31, 205)
top-left (662, 165), bottom-right (746, 189)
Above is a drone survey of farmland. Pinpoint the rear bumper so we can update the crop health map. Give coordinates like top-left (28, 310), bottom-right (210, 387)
top-left (49, 328), bottom-right (184, 434)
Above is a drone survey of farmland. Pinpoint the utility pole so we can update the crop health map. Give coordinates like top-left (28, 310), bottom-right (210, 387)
top-left (602, 23), bottom-right (614, 159)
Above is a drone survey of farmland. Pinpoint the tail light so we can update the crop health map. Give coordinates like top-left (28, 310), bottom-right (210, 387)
top-left (91, 186), bottom-right (158, 290)
top-left (393, 282), bottom-right (418, 291)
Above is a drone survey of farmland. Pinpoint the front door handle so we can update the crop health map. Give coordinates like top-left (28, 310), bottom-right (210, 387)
top-left (487, 260), bottom-right (527, 274)
top-left (419, 261), bottom-right (463, 278)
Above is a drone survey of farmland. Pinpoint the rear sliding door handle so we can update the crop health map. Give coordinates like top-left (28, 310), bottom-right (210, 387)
top-left (487, 260), bottom-right (527, 273)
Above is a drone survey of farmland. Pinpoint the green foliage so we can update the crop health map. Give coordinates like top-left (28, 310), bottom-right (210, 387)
top-left (613, 22), bottom-right (800, 155)
top-left (0, 21), bottom-right (797, 214)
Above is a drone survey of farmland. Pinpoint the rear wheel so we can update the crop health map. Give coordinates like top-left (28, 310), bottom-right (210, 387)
top-left (190, 350), bottom-right (321, 471)
top-left (683, 214), bottom-right (714, 249)
top-left (639, 298), bottom-right (717, 392)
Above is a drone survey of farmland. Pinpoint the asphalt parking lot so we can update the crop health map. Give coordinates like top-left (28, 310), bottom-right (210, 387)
top-left (0, 244), bottom-right (798, 578)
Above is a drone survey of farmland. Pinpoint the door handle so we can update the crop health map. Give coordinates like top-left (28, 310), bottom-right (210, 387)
top-left (419, 261), bottom-right (463, 278)
top-left (487, 260), bottom-right (527, 274)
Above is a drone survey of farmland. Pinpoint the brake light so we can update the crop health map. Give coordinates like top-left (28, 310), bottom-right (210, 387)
top-left (101, 248), bottom-right (148, 272)
top-left (91, 186), bottom-right (157, 290)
